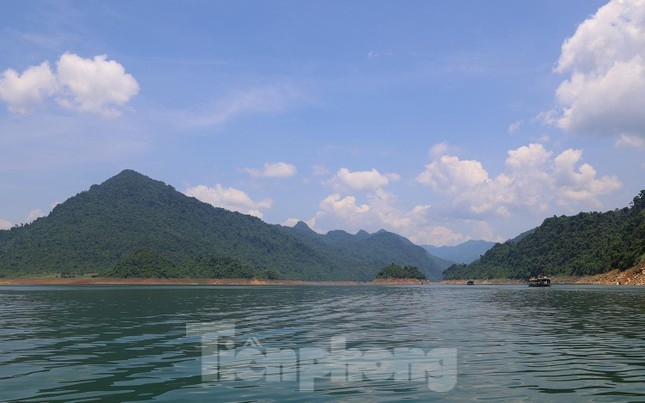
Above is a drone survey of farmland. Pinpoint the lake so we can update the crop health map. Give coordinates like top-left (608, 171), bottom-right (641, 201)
top-left (1, 284), bottom-right (645, 401)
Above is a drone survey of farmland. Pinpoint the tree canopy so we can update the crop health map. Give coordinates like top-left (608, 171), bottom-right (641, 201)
top-left (443, 190), bottom-right (645, 280)
top-left (375, 263), bottom-right (427, 280)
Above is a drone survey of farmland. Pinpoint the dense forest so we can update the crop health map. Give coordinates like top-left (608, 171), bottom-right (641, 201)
top-left (0, 170), bottom-right (446, 281)
top-left (443, 190), bottom-right (645, 280)
top-left (375, 263), bottom-right (427, 280)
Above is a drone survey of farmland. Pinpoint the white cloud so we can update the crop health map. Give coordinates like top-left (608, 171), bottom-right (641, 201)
top-left (505, 143), bottom-right (552, 171)
top-left (244, 162), bottom-right (297, 178)
top-left (0, 61), bottom-right (58, 114)
top-left (429, 141), bottom-right (450, 157)
top-left (328, 168), bottom-right (399, 193)
top-left (56, 53), bottom-right (139, 117)
top-left (320, 193), bottom-right (370, 216)
top-left (26, 209), bottom-right (45, 222)
top-left (508, 120), bottom-right (522, 135)
top-left (417, 143), bottom-right (622, 216)
top-left (311, 190), bottom-right (436, 240)
top-left (0, 219), bottom-right (12, 230)
top-left (179, 84), bottom-right (304, 128)
top-left (0, 53), bottom-right (139, 117)
top-left (184, 184), bottom-right (272, 218)
top-left (550, 0), bottom-right (645, 140)
top-left (552, 149), bottom-right (622, 207)
top-left (616, 134), bottom-right (645, 148)
top-left (416, 155), bottom-right (489, 193)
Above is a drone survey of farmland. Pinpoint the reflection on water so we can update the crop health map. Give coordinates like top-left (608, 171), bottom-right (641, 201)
top-left (1, 285), bottom-right (645, 401)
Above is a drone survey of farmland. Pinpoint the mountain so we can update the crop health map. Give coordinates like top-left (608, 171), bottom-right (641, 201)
top-left (280, 223), bottom-right (450, 281)
top-left (443, 190), bottom-right (645, 280)
top-left (422, 240), bottom-right (496, 264)
top-left (0, 169), bottom-right (447, 281)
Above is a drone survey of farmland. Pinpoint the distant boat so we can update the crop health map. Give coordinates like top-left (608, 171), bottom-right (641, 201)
top-left (466, 280), bottom-right (475, 285)
top-left (528, 275), bottom-right (551, 287)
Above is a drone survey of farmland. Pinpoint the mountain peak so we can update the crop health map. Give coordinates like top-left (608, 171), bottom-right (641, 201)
top-left (293, 221), bottom-right (317, 235)
top-left (106, 169), bottom-right (154, 184)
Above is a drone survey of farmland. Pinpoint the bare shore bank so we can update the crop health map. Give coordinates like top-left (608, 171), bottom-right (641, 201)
top-left (441, 263), bottom-right (645, 286)
top-left (2, 264), bottom-right (644, 286)
top-left (0, 277), bottom-right (430, 286)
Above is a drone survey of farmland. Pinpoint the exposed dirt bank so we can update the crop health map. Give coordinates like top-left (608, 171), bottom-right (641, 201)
top-left (572, 263), bottom-right (645, 286)
top-left (4, 265), bottom-right (645, 286)
top-left (0, 277), bottom-right (430, 286)
top-left (0, 277), bottom-right (368, 286)
top-left (441, 263), bottom-right (645, 286)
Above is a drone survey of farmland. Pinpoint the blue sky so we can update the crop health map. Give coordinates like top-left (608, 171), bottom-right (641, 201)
top-left (1, 0), bottom-right (644, 245)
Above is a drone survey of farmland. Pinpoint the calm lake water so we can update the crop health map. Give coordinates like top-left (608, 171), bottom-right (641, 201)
top-left (1, 284), bottom-right (645, 402)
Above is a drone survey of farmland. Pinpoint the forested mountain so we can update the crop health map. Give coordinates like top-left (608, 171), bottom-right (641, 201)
top-left (0, 170), bottom-right (446, 281)
top-left (279, 222), bottom-right (449, 280)
top-left (422, 240), bottom-right (496, 264)
top-left (443, 190), bottom-right (645, 280)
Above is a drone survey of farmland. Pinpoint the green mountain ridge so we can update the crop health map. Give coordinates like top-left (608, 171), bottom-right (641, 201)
top-left (0, 169), bottom-right (446, 281)
top-left (279, 222), bottom-right (449, 280)
top-left (443, 190), bottom-right (645, 280)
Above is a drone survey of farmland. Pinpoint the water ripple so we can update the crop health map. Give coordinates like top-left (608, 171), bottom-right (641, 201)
top-left (1, 285), bottom-right (645, 401)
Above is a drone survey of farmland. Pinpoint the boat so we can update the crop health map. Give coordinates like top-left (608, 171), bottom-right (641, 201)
top-left (466, 280), bottom-right (475, 285)
top-left (528, 274), bottom-right (551, 287)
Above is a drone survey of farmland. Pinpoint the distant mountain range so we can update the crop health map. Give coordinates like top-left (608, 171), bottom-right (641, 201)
top-left (422, 240), bottom-right (496, 264)
top-left (0, 170), bottom-right (451, 281)
top-left (7, 169), bottom-right (637, 282)
top-left (443, 190), bottom-right (645, 280)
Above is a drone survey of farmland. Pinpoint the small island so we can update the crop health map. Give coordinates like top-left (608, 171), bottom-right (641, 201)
top-left (372, 263), bottom-right (430, 285)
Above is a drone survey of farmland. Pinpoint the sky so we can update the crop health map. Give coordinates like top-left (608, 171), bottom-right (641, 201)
top-left (1, 0), bottom-right (644, 246)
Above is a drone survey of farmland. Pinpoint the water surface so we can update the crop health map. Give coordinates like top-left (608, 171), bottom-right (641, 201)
top-left (1, 284), bottom-right (644, 401)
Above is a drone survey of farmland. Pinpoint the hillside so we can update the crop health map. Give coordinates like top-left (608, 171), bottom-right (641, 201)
top-left (443, 190), bottom-right (645, 280)
top-left (279, 222), bottom-right (448, 281)
top-left (0, 170), bottom-right (446, 281)
top-left (422, 240), bottom-right (495, 264)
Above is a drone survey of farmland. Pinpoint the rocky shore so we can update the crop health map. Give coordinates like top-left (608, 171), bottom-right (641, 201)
top-left (442, 263), bottom-right (645, 286)
top-left (572, 263), bottom-right (645, 286)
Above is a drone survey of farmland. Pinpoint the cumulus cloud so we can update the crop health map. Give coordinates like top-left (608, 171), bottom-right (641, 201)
top-left (552, 149), bottom-right (622, 206)
top-left (305, 167), bottom-right (464, 245)
top-left (310, 189), bottom-right (438, 241)
top-left (244, 162), bottom-right (297, 178)
top-left (0, 53), bottom-right (139, 117)
top-left (416, 143), bottom-right (622, 216)
top-left (327, 168), bottom-right (400, 193)
top-left (0, 219), bottom-right (12, 230)
top-left (0, 61), bottom-right (58, 114)
top-left (416, 156), bottom-right (489, 193)
top-left (549, 0), bottom-right (645, 141)
top-left (184, 184), bottom-right (272, 218)
top-left (56, 53), bottom-right (139, 117)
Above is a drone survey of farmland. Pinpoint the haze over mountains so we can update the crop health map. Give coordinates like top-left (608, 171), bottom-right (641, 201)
top-left (0, 170), bottom-right (460, 281)
top-left (422, 240), bottom-right (496, 265)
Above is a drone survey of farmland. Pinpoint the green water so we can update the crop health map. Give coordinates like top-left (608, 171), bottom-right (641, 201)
top-left (1, 285), bottom-right (645, 401)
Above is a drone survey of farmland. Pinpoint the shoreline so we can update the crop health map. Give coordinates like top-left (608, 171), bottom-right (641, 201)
top-left (442, 263), bottom-right (645, 286)
top-left (1, 264), bottom-right (644, 286)
top-left (0, 277), bottom-right (430, 286)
